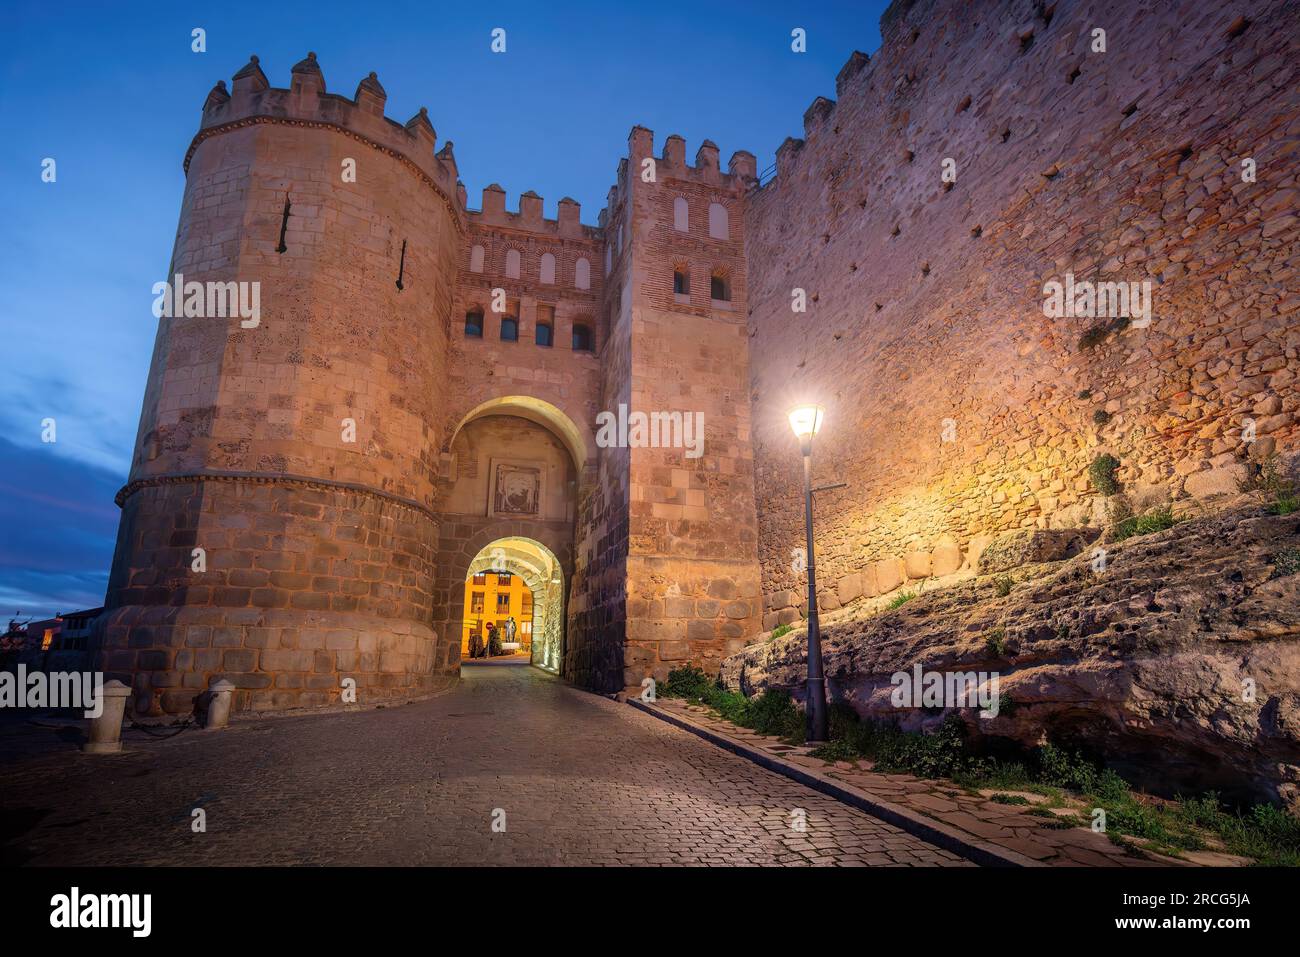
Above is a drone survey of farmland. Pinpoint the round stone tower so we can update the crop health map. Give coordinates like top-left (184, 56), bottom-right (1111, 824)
top-left (98, 54), bottom-right (464, 714)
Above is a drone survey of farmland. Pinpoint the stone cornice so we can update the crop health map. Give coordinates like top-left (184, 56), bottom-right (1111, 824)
top-left (115, 470), bottom-right (438, 522)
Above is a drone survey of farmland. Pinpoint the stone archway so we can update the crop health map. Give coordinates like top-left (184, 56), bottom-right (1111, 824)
top-left (436, 522), bottom-right (574, 671)
top-left (463, 537), bottom-right (565, 671)
top-left (446, 395), bottom-right (595, 477)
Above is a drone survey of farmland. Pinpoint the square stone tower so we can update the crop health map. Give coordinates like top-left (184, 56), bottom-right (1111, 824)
top-left (599, 127), bottom-right (765, 686)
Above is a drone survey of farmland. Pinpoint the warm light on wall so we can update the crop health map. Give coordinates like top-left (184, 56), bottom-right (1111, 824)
top-left (787, 404), bottom-right (824, 440)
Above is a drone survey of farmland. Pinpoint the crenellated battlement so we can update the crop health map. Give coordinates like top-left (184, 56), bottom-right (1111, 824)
top-left (625, 125), bottom-right (756, 187)
top-left (598, 125), bottom-right (756, 228)
top-left (467, 185), bottom-right (601, 241)
top-left (189, 53), bottom-right (464, 221)
top-left (758, 48), bottom-right (875, 185)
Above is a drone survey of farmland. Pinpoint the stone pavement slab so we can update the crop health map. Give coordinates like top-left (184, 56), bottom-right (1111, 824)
top-left (0, 663), bottom-right (968, 867)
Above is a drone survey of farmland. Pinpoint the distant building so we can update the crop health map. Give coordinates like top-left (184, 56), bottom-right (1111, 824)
top-left (17, 607), bottom-right (102, 671)
top-left (461, 572), bottom-right (533, 657)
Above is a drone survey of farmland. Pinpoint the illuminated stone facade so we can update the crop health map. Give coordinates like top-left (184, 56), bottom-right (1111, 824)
top-left (98, 0), bottom-right (1297, 714)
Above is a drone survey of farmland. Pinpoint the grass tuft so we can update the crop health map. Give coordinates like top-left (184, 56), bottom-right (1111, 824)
top-left (886, 590), bottom-right (917, 610)
top-left (1113, 504), bottom-right (1180, 541)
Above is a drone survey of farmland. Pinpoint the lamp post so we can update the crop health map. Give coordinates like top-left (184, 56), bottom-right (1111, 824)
top-left (788, 404), bottom-right (828, 744)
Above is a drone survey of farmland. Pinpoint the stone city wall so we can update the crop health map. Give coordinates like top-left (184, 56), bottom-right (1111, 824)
top-left (744, 0), bottom-right (1299, 621)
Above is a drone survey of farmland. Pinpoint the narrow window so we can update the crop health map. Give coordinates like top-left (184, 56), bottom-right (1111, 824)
top-left (673, 197), bottom-right (689, 232)
top-left (575, 257), bottom-right (591, 290)
top-left (395, 238), bottom-right (406, 291)
top-left (536, 304), bottom-right (554, 347)
top-left (469, 244), bottom-right (485, 272)
top-left (708, 202), bottom-right (728, 240)
top-left (501, 317), bottom-right (519, 342)
top-left (572, 323), bottom-right (593, 352)
top-left (710, 272), bottom-right (731, 302)
top-left (276, 193), bottom-right (291, 253)
top-left (604, 244), bottom-right (612, 276)
top-left (540, 252), bottom-right (556, 284)
top-left (505, 248), bottom-right (521, 279)
top-left (465, 309), bottom-right (484, 338)
top-left (673, 268), bottom-right (689, 296)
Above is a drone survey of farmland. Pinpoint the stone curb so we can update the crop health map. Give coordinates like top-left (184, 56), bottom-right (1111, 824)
top-left (628, 697), bottom-right (1043, 868)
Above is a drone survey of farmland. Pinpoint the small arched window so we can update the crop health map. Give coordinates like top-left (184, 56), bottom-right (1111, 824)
top-left (673, 267), bottom-right (690, 297)
top-left (465, 309), bottom-right (484, 338)
top-left (469, 245), bottom-right (485, 273)
top-left (673, 197), bottom-right (689, 232)
top-left (572, 323), bottom-right (593, 352)
top-left (505, 248), bottom-right (521, 279)
top-left (710, 271), bottom-right (731, 302)
top-left (536, 323), bottom-right (553, 347)
top-left (540, 252), bottom-right (556, 284)
top-left (575, 257), bottom-right (591, 290)
top-left (708, 203), bottom-right (729, 240)
top-left (501, 317), bottom-right (519, 342)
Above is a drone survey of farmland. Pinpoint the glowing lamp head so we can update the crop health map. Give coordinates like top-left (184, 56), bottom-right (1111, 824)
top-left (787, 404), bottom-right (824, 441)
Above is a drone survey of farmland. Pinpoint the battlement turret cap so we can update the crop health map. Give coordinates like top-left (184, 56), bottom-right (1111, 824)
top-left (231, 54), bottom-right (269, 94)
top-left (357, 71), bottom-right (386, 97)
top-left (232, 54), bottom-right (266, 82)
top-left (406, 105), bottom-right (435, 137)
top-left (203, 79), bottom-right (231, 110)
top-left (292, 51), bottom-right (323, 74)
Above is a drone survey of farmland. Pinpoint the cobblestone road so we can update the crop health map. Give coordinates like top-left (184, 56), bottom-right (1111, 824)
top-left (0, 662), bottom-right (969, 866)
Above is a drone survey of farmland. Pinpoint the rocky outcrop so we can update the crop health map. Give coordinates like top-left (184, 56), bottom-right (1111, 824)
top-left (977, 528), bottom-right (1099, 574)
top-left (723, 507), bottom-right (1300, 812)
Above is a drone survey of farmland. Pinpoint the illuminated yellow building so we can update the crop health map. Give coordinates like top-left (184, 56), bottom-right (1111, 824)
top-left (461, 571), bottom-right (533, 657)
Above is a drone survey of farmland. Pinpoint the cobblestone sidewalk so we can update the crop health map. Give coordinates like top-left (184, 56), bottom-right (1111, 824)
top-left (0, 663), bottom-right (969, 867)
top-left (644, 697), bottom-right (1254, 867)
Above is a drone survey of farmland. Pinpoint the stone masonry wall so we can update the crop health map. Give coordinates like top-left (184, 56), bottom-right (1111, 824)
top-left (744, 0), bottom-right (1299, 619)
top-left (98, 56), bottom-right (463, 713)
top-left (447, 187), bottom-right (605, 453)
top-left (101, 478), bottom-right (446, 714)
top-left (564, 166), bottom-right (634, 692)
top-left (620, 128), bottom-right (765, 685)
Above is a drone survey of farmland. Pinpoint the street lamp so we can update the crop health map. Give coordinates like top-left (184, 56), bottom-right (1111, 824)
top-left (788, 403), bottom-right (828, 743)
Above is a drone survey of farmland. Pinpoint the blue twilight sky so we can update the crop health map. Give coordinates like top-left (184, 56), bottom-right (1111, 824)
top-left (0, 0), bottom-right (889, 619)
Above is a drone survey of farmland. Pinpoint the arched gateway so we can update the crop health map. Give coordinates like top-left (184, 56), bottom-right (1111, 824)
top-left (459, 537), bottom-right (565, 671)
top-left (94, 56), bottom-right (762, 716)
top-left (430, 396), bottom-right (586, 680)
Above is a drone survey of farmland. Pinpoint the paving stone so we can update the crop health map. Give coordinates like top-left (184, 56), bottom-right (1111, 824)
top-left (0, 665), bottom-right (968, 867)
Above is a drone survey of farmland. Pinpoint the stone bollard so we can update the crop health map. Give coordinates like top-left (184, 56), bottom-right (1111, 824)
top-left (205, 678), bottom-right (236, 730)
top-left (83, 679), bottom-right (132, 754)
